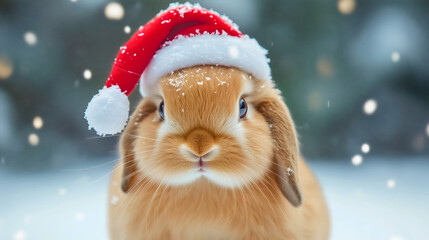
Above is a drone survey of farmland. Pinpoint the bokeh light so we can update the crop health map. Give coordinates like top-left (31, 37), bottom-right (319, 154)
top-left (351, 154), bottom-right (363, 166)
top-left (308, 91), bottom-right (322, 111)
top-left (0, 55), bottom-right (13, 80)
top-left (363, 99), bottom-right (377, 115)
top-left (391, 52), bottom-right (400, 62)
top-left (83, 69), bottom-right (92, 80)
top-left (316, 57), bottom-right (334, 78)
top-left (13, 230), bottom-right (26, 240)
top-left (104, 2), bottom-right (124, 20)
top-left (32, 116), bottom-right (43, 129)
top-left (75, 212), bottom-right (85, 222)
top-left (58, 187), bottom-right (67, 196)
top-left (124, 25), bottom-right (131, 34)
top-left (337, 0), bottom-right (356, 15)
top-left (387, 179), bottom-right (396, 189)
top-left (23, 32), bottom-right (37, 46)
top-left (361, 143), bottom-right (370, 154)
top-left (28, 133), bottom-right (39, 146)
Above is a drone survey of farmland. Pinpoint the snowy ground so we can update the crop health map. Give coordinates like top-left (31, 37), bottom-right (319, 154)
top-left (1, 157), bottom-right (428, 240)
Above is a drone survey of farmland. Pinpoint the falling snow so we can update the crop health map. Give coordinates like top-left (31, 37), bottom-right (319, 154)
top-left (363, 99), bottom-right (377, 115)
top-left (24, 32), bottom-right (37, 46)
top-left (351, 154), bottom-right (363, 166)
top-left (361, 143), bottom-right (370, 154)
top-left (83, 69), bottom-right (92, 80)
top-left (124, 26), bottom-right (131, 34)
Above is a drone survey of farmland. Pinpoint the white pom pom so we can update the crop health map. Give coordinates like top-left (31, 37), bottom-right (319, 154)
top-left (84, 85), bottom-right (130, 136)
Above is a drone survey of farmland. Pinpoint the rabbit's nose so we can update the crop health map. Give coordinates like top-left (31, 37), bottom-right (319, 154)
top-left (180, 145), bottom-right (218, 162)
top-left (181, 129), bottom-right (218, 160)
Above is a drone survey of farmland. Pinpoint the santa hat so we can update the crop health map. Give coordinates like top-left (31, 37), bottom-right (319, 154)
top-left (85, 3), bottom-right (271, 136)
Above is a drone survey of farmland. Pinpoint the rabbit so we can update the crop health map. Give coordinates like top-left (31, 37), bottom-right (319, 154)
top-left (108, 65), bottom-right (330, 240)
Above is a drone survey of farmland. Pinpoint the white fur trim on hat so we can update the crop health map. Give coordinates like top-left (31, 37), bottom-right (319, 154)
top-left (84, 85), bottom-right (130, 136)
top-left (139, 34), bottom-right (271, 96)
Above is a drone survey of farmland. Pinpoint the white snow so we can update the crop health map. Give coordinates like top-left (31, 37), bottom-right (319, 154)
top-left (227, 45), bottom-right (239, 59)
top-left (85, 85), bottom-right (130, 136)
top-left (83, 69), bottom-right (92, 80)
top-left (363, 99), bottom-right (377, 115)
top-left (351, 154), bottom-right (363, 166)
top-left (24, 32), bottom-right (37, 46)
top-left (1, 158), bottom-right (427, 240)
top-left (161, 19), bottom-right (171, 24)
top-left (361, 143), bottom-right (370, 154)
top-left (123, 26), bottom-right (131, 34)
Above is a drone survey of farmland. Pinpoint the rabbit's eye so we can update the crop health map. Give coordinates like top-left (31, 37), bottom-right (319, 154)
top-left (159, 101), bottom-right (165, 120)
top-left (239, 98), bottom-right (247, 119)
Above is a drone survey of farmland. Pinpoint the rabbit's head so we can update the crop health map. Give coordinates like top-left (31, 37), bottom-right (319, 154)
top-left (120, 65), bottom-right (302, 206)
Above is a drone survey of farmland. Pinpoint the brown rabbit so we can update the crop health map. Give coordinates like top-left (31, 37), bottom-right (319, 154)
top-left (108, 66), bottom-right (330, 240)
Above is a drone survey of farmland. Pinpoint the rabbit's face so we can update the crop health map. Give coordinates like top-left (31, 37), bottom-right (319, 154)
top-left (133, 66), bottom-right (273, 188)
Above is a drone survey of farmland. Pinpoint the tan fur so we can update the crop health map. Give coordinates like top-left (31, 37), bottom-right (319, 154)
top-left (108, 66), bottom-right (330, 240)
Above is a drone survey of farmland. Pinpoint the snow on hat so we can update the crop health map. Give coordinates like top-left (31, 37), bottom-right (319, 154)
top-left (85, 2), bottom-right (271, 136)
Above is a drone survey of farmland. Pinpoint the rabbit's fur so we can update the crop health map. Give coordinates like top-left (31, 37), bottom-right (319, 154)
top-left (108, 66), bottom-right (329, 240)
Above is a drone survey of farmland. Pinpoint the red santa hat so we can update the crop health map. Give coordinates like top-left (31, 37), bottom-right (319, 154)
top-left (85, 3), bottom-right (271, 136)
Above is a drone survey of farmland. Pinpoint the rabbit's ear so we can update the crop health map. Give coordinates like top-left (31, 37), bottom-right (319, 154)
top-left (120, 99), bottom-right (157, 193)
top-left (257, 97), bottom-right (302, 207)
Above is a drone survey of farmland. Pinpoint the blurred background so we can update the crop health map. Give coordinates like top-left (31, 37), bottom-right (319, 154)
top-left (0, 0), bottom-right (428, 240)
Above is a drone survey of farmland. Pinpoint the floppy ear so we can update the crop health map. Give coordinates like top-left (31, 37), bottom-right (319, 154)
top-left (120, 99), bottom-right (157, 193)
top-left (256, 94), bottom-right (302, 207)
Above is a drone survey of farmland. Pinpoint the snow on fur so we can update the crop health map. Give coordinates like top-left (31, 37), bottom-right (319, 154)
top-left (139, 34), bottom-right (271, 96)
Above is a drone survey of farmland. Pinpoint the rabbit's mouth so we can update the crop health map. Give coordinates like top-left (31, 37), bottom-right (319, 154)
top-left (198, 158), bottom-right (206, 172)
